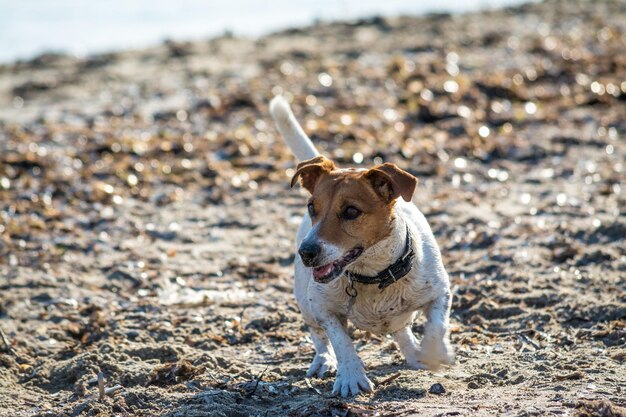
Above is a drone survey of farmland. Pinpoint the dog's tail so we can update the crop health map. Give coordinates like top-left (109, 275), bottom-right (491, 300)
top-left (270, 95), bottom-right (319, 161)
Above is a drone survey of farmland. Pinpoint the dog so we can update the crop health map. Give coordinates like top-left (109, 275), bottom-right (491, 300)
top-left (270, 95), bottom-right (454, 397)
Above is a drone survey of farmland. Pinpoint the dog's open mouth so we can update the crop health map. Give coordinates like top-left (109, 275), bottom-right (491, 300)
top-left (312, 247), bottom-right (363, 283)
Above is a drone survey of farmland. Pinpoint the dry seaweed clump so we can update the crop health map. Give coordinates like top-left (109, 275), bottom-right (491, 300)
top-left (0, 0), bottom-right (625, 416)
top-left (575, 400), bottom-right (626, 417)
top-left (147, 360), bottom-right (205, 387)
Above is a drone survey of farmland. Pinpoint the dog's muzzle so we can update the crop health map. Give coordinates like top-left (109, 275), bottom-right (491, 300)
top-left (298, 241), bottom-right (321, 267)
top-left (310, 247), bottom-right (363, 284)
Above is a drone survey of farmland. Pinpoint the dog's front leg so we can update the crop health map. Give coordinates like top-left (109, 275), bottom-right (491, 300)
top-left (393, 292), bottom-right (454, 371)
top-left (392, 325), bottom-right (427, 370)
top-left (419, 291), bottom-right (454, 371)
top-left (319, 314), bottom-right (374, 397)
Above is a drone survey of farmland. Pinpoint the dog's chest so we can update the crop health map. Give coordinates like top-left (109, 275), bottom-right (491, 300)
top-left (349, 297), bottom-right (414, 335)
top-left (339, 278), bottom-right (430, 335)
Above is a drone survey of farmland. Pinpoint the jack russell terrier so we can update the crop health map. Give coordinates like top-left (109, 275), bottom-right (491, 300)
top-left (270, 95), bottom-right (454, 397)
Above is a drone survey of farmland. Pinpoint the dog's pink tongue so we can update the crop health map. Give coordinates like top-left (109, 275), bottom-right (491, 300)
top-left (313, 264), bottom-right (333, 279)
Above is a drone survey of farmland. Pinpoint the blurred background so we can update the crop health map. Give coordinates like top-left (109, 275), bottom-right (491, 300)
top-left (1, 0), bottom-right (534, 63)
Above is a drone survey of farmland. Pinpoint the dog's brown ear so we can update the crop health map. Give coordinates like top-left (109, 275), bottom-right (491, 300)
top-left (291, 156), bottom-right (336, 193)
top-left (364, 163), bottom-right (417, 202)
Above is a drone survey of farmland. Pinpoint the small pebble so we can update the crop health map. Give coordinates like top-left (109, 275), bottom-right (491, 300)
top-left (429, 383), bottom-right (446, 395)
top-left (126, 330), bottom-right (140, 340)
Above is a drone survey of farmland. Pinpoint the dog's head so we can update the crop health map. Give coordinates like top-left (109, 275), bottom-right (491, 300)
top-left (292, 155), bottom-right (417, 283)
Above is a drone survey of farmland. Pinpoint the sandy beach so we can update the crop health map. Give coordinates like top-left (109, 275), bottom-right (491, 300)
top-left (0, 0), bottom-right (625, 416)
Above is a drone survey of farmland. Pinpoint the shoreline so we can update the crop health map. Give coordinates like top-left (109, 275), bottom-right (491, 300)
top-left (0, 0), bottom-right (537, 65)
top-left (0, 1), bottom-right (556, 124)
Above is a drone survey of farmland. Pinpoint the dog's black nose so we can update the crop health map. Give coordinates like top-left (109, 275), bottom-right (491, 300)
top-left (298, 242), bottom-right (321, 266)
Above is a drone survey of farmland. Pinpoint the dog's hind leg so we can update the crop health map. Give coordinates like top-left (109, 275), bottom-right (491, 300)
top-left (306, 326), bottom-right (337, 378)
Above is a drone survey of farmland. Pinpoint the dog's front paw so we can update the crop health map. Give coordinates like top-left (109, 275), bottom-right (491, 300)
top-left (405, 356), bottom-right (429, 370)
top-left (306, 353), bottom-right (337, 378)
top-left (419, 337), bottom-right (454, 371)
top-left (332, 367), bottom-right (374, 397)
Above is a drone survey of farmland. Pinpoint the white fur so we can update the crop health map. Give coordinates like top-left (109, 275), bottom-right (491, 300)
top-left (271, 96), bottom-right (454, 397)
top-left (302, 224), bottom-right (344, 266)
top-left (270, 95), bottom-right (319, 161)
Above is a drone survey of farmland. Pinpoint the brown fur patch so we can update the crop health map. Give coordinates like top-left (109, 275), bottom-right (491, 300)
top-left (291, 156), bottom-right (336, 192)
top-left (305, 167), bottom-right (408, 252)
top-left (292, 159), bottom-right (417, 253)
top-left (364, 163), bottom-right (417, 202)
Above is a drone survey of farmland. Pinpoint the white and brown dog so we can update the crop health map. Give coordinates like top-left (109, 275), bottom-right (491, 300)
top-left (270, 96), bottom-right (454, 397)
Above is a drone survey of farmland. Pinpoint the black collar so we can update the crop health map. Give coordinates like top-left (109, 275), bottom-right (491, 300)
top-left (346, 225), bottom-right (415, 290)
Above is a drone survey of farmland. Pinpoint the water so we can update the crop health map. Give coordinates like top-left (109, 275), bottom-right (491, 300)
top-left (0, 0), bottom-right (533, 63)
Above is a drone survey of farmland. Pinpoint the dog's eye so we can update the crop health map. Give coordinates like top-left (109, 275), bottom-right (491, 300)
top-left (341, 206), bottom-right (362, 220)
top-left (307, 202), bottom-right (316, 217)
